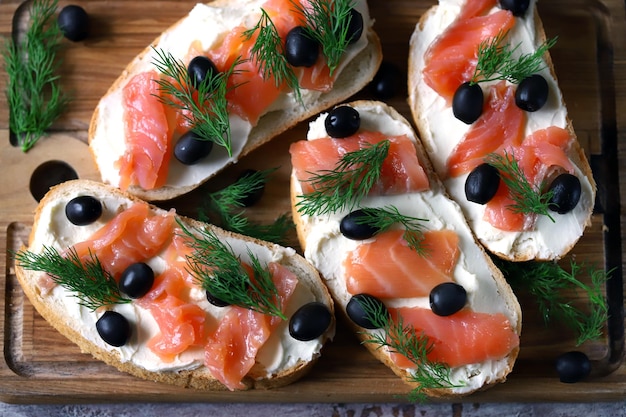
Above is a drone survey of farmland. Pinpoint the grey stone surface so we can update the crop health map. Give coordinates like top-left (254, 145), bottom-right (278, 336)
top-left (0, 402), bottom-right (625, 417)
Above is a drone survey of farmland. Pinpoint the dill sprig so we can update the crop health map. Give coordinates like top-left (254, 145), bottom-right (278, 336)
top-left (243, 9), bottom-right (302, 104)
top-left (151, 48), bottom-right (233, 156)
top-left (355, 206), bottom-right (430, 255)
top-left (14, 246), bottom-right (130, 311)
top-left (199, 168), bottom-right (294, 245)
top-left (356, 295), bottom-right (464, 402)
top-left (472, 30), bottom-right (557, 84)
top-left (294, 0), bottom-right (356, 75)
top-left (485, 151), bottom-right (555, 221)
top-left (3, 0), bottom-right (70, 152)
top-left (497, 258), bottom-right (610, 346)
top-left (296, 139), bottom-right (390, 217)
top-left (179, 221), bottom-right (286, 319)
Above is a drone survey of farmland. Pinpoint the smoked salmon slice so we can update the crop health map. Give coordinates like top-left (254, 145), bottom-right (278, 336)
top-left (343, 229), bottom-right (459, 299)
top-left (422, 0), bottom-right (515, 102)
top-left (389, 307), bottom-right (519, 368)
top-left (290, 131), bottom-right (430, 196)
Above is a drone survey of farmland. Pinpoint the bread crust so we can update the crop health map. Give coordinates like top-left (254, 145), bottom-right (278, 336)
top-left (407, 1), bottom-right (596, 262)
top-left (15, 179), bottom-right (335, 391)
top-left (290, 100), bottom-right (522, 398)
top-left (88, 0), bottom-right (383, 202)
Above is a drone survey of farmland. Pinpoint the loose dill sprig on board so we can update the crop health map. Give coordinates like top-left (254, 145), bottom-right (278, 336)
top-left (485, 152), bottom-right (555, 221)
top-left (199, 168), bottom-right (295, 246)
top-left (14, 246), bottom-right (130, 311)
top-left (355, 206), bottom-right (430, 255)
top-left (151, 47), bottom-right (233, 156)
top-left (3, 0), bottom-right (70, 152)
top-left (293, 0), bottom-right (356, 75)
top-left (179, 221), bottom-right (286, 319)
top-left (356, 296), bottom-right (464, 402)
top-left (296, 139), bottom-right (390, 217)
top-left (471, 30), bottom-right (558, 84)
top-left (497, 258), bottom-right (610, 346)
top-left (243, 9), bottom-right (303, 104)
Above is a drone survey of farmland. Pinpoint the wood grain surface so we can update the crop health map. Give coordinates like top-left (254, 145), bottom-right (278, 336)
top-left (1, 0), bottom-right (625, 404)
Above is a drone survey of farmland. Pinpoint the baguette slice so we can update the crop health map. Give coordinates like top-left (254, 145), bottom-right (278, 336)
top-left (88, 0), bottom-right (382, 202)
top-left (408, 0), bottom-right (595, 261)
top-left (289, 101), bottom-right (522, 398)
top-left (15, 179), bottom-right (335, 391)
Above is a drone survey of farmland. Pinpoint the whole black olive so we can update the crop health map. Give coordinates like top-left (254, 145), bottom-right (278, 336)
top-left (65, 195), bottom-right (103, 226)
top-left (289, 302), bottom-right (333, 341)
top-left (58, 5), bottom-right (90, 42)
top-left (346, 294), bottom-right (388, 329)
top-left (452, 82), bottom-right (484, 124)
top-left (555, 351), bottom-right (591, 383)
top-left (340, 209), bottom-right (380, 240)
top-left (547, 173), bottom-right (581, 214)
top-left (369, 61), bottom-right (402, 100)
top-left (285, 26), bottom-right (320, 67)
top-left (325, 106), bottom-right (360, 138)
top-left (206, 290), bottom-right (230, 307)
top-left (119, 262), bottom-right (154, 299)
top-left (235, 169), bottom-right (265, 207)
top-left (499, 0), bottom-right (531, 17)
top-left (345, 8), bottom-right (364, 44)
top-left (174, 131), bottom-right (214, 165)
top-left (187, 56), bottom-right (219, 90)
top-left (465, 163), bottom-right (500, 204)
top-left (429, 282), bottom-right (467, 316)
top-left (515, 74), bottom-right (549, 112)
top-left (96, 311), bottom-right (131, 347)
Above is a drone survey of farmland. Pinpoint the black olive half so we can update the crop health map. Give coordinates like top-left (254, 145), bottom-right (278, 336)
top-left (119, 262), bottom-right (154, 299)
top-left (187, 56), bottom-right (219, 90)
top-left (289, 302), bottom-right (333, 341)
top-left (499, 0), bottom-right (531, 17)
top-left (346, 294), bottom-right (388, 329)
top-left (555, 351), bottom-right (591, 383)
top-left (58, 5), bottom-right (90, 42)
top-left (206, 290), bottom-right (230, 308)
top-left (96, 311), bottom-right (131, 347)
top-left (465, 163), bottom-right (500, 204)
top-left (429, 282), bottom-right (467, 317)
top-left (369, 61), bottom-right (402, 100)
top-left (285, 26), bottom-right (320, 67)
top-left (325, 106), bottom-right (360, 138)
top-left (452, 82), bottom-right (484, 124)
top-left (340, 209), bottom-right (380, 240)
top-left (65, 195), bottom-right (103, 226)
top-left (174, 131), bottom-right (214, 165)
top-left (515, 74), bottom-right (549, 112)
top-left (547, 173), bottom-right (581, 214)
top-left (345, 8), bottom-right (364, 44)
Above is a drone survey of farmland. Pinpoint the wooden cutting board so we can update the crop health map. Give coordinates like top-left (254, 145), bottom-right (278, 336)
top-left (1, 0), bottom-right (625, 404)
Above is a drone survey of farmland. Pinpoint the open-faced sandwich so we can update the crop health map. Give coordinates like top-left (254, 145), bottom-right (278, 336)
top-left (408, 0), bottom-right (596, 261)
top-left (14, 179), bottom-right (335, 391)
top-left (289, 100), bottom-right (522, 399)
top-left (89, 0), bottom-right (382, 201)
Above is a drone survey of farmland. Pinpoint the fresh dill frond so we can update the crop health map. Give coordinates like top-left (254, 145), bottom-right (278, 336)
top-left (497, 258), bottom-right (611, 345)
top-left (485, 151), bottom-right (555, 221)
top-left (14, 246), bottom-right (130, 311)
top-left (3, 0), bottom-right (70, 152)
top-left (296, 139), bottom-right (391, 217)
top-left (219, 211), bottom-right (294, 247)
top-left (179, 221), bottom-right (286, 319)
top-left (243, 9), bottom-right (302, 104)
top-left (355, 206), bottom-right (430, 255)
top-left (472, 30), bottom-right (557, 84)
top-left (356, 295), bottom-right (463, 403)
top-left (151, 48), bottom-right (233, 156)
top-left (293, 0), bottom-right (356, 75)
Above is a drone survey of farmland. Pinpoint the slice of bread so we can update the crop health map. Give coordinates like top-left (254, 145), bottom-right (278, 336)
top-left (407, 0), bottom-right (595, 261)
top-left (289, 100), bottom-right (522, 398)
top-left (88, 0), bottom-right (382, 201)
top-left (15, 179), bottom-right (335, 391)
